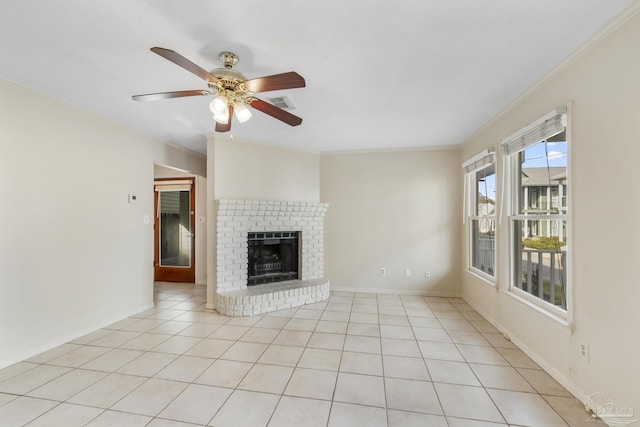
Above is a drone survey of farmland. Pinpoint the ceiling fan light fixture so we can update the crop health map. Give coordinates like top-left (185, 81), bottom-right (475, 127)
top-left (213, 111), bottom-right (228, 124)
top-left (209, 95), bottom-right (229, 116)
top-left (234, 102), bottom-right (252, 123)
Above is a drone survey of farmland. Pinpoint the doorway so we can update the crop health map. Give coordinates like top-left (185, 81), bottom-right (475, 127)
top-left (154, 178), bottom-right (195, 282)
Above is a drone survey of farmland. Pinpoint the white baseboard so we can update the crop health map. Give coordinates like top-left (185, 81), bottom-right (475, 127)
top-left (462, 297), bottom-right (589, 405)
top-left (331, 285), bottom-right (460, 298)
top-left (0, 301), bottom-right (154, 370)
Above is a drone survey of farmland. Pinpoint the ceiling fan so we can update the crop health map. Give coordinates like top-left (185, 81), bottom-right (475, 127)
top-left (132, 47), bottom-right (305, 133)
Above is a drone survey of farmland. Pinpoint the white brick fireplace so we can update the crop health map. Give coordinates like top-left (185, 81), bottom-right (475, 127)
top-left (215, 199), bottom-right (330, 316)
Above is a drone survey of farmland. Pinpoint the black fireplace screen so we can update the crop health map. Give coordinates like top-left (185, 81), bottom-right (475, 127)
top-left (247, 231), bottom-right (299, 286)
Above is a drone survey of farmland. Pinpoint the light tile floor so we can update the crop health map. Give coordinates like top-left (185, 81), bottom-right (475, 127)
top-left (0, 283), bottom-right (604, 427)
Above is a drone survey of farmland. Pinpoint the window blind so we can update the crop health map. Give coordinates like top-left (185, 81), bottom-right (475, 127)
top-left (462, 148), bottom-right (495, 174)
top-left (154, 179), bottom-right (193, 192)
top-left (501, 106), bottom-right (567, 156)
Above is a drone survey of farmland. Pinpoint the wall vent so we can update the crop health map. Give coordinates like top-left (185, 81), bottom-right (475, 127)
top-left (267, 96), bottom-right (295, 110)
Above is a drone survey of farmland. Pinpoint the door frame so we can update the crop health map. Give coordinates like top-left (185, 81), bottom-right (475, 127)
top-left (154, 177), bottom-right (196, 282)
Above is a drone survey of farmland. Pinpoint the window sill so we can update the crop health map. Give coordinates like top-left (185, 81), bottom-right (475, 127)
top-left (500, 288), bottom-right (573, 332)
top-left (465, 269), bottom-right (496, 288)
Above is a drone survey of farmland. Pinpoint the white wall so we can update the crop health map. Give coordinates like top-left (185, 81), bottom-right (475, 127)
top-left (460, 9), bottom-right (640, 413)
top-left (209, 138), bottom-right (462, 298)
top-left (321, 149), bottom-right (462, 295)
top-left (214, 136), bottom-right (320, 202)
top-left (154, 165), bottom-right (207, 285)
top-left (0, 79), bottom-right (203, 367)
top-left (155, 143), bottom-right (206, 177)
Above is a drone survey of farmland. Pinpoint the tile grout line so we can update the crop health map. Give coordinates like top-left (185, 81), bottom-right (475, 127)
top-left (0, 285), bottom-right (590, 426)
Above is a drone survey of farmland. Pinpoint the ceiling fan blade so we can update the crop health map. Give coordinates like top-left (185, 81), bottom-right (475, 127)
top-left (246, 97), bottom-right (303, 126)
top-left (150, 47), bottom-right (219, 84)
top-left (132, 90), bottom-right (212, 102)
top-left (243, 72), bottom-right (305, 93)
top-left (215, 105), bottom-right (233, 133)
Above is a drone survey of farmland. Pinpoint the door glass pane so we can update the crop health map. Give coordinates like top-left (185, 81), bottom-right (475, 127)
top-left (159, 190), bottom-right (191, 267)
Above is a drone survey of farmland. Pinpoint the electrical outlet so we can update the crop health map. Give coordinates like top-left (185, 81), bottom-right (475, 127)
top-left (579, 341), bottom-right (590, 362)
top-left (405, 268), bottom-right (411, 277)
top-left (425, 271), bottom-right (431, 279)
top-left (380, 267), bottom-right (386, 276)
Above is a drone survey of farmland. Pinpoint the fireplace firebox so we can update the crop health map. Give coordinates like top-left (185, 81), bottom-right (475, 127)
top-left (247, 231), bottom-right (299, 286)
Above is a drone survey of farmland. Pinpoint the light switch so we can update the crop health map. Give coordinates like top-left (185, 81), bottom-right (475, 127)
top-left (143, 215), bottom-right (150, 224)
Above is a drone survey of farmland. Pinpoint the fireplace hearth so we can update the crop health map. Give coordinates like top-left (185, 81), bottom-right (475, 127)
top-left (248, 231), bottom-right (299, 286)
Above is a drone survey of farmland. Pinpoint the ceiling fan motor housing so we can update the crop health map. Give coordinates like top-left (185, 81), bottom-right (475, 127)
top-left (208, 67), bottom-right (249, 101)
top-left (219, 51), bottom-right (239, 69)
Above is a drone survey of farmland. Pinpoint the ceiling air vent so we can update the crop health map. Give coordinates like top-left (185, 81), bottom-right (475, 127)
top-left (268, 96), bottom-right (295, 110)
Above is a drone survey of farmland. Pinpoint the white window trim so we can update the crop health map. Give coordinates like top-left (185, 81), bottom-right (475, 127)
top-left (463, 148), bottom-right (497, 283)
top-left (502, 104), bottom-right (573, 324)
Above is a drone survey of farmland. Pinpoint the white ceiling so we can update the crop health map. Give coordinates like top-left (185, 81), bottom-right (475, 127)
top-left (1, 1), bottom-right (636, 154)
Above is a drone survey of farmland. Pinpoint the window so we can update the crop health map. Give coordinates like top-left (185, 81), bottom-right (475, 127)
top-left (464, 149), bottom-right (496, 280)
top-left (502, 107), bottom-right (569, 315)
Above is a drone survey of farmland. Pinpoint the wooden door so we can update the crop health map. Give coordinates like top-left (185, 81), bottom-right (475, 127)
top-left (154, 178), bottom-right (195, 282)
